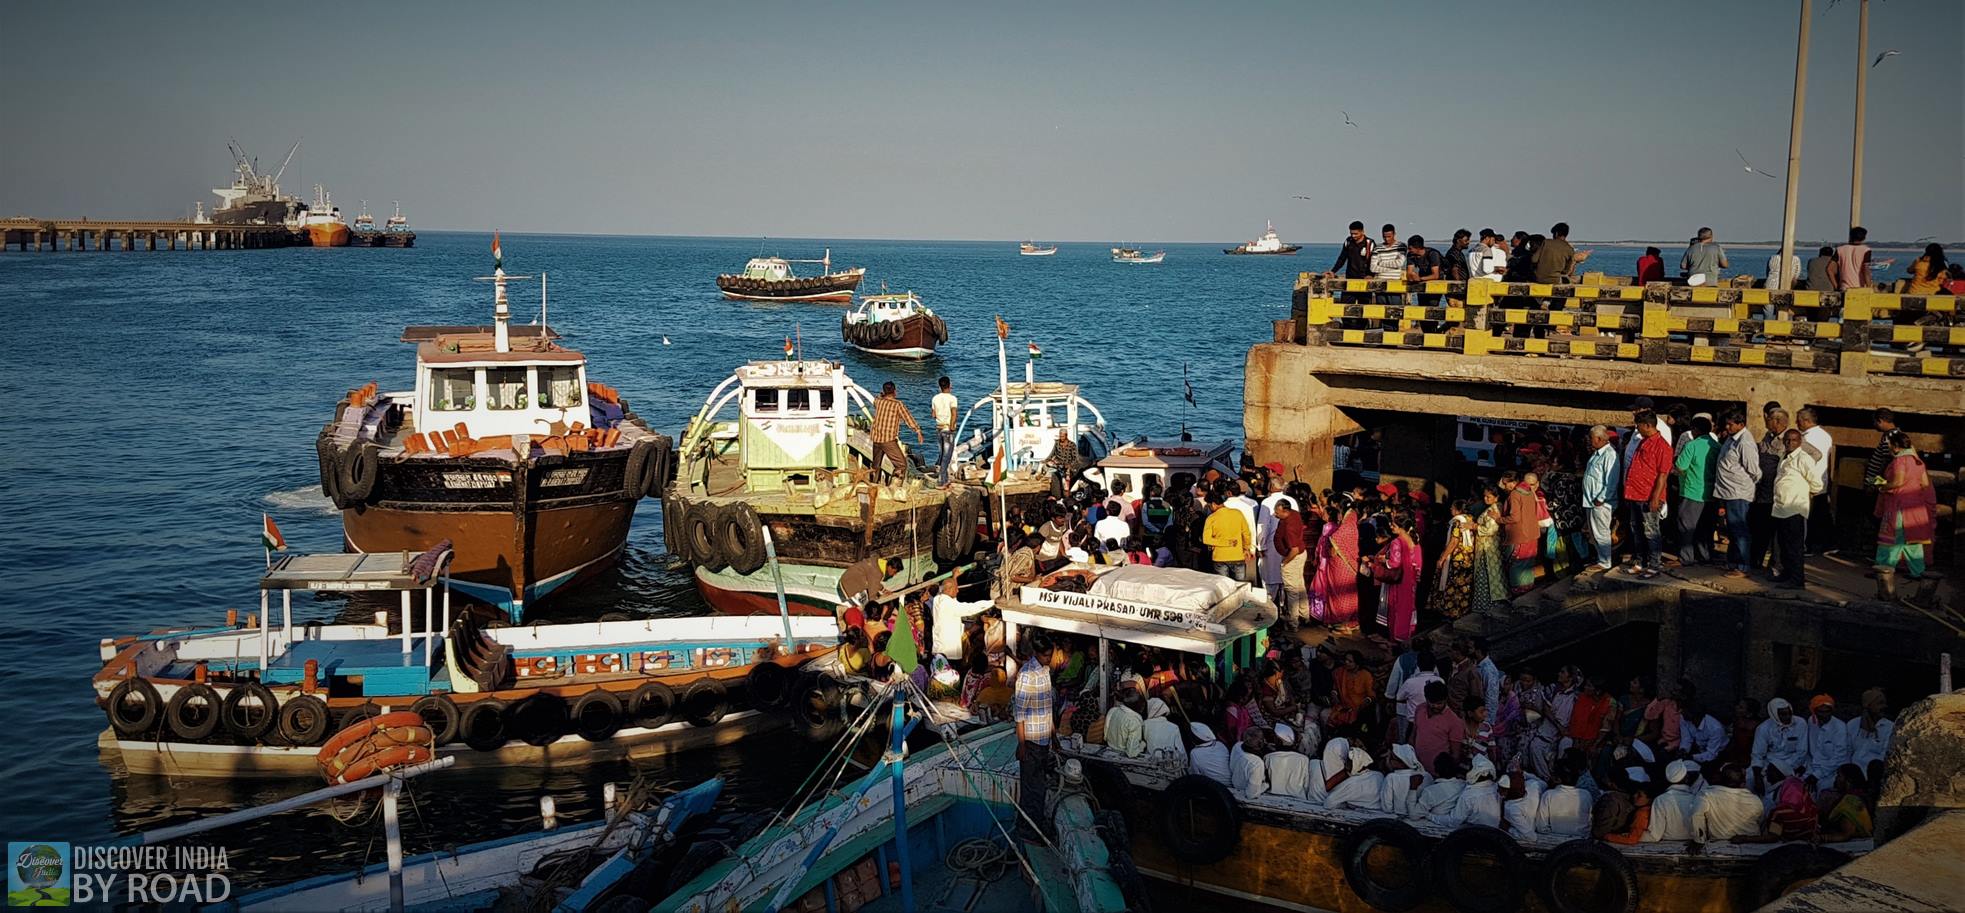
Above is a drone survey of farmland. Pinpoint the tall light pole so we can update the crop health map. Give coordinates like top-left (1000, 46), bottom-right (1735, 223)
top-left (1849, 0), bottom-right (1870, 229)
top-left (1777, 0), bottom-right (1812, 290)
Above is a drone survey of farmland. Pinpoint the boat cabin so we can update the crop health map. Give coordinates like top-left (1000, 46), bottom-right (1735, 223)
top-left (405, 325), bottom-right (592, 440)
top-left (738, 257), bottom-right (795, 281)
top-left (847, 292), bottom-right (925, 325)
top-left (1096, 437), bottom-right (1236, 501)
top-left (251, 547), bottom-right (456, 694)
top-left (951, 379), bottom-right (1110, 469)
top-left (683, 359), bottom-right (876, 493)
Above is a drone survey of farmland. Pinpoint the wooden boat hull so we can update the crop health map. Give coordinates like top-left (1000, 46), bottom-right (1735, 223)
top-left (692, 554), bottom-right (938, 616)
top-left (716, 269), bottom-right (866, 303)
top-left (1020, 247), bottom-right (1058, 256)
top-left (842, 312), bottom-right (945, 360)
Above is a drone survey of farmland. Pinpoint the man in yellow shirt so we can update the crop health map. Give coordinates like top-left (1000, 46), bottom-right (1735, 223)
top-left (1201, 489), bottom-right (1253, 580)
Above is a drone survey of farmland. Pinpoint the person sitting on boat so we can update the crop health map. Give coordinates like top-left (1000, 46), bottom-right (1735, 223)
top-left (1324, 745), bottom-right (1384, 812)
top-left (1691, 764), bottom-right (1766, 843)
top-left (1750, 697), bottom-right (1809, 797)
top-left (1006, 533), bottom-right (1043, 588)
top-left (1303, 736), bottom-right (1350, 805)
top-left (1535, 756), bottom-right (1595, 837)
top-left (1103, 688), bottom-right (1147, 758)
top-left (1436, 755), bottom-right (1503, 828)
top-left (1500, 770), bottom-right (1545, 836)
top-left (1188, 722), bottom-right (1233, 787)
top-left (1415, 754), bottom-right (1469, 822)
top-left (1379, 743), bottom-right (1431, 818)
top-left (1144, 697), bottom-right (1184, 759)
top-left (1230, 728), bottom-right (1271, 800)
top-left (1265, 723), bottom-right (1312, 799)
top-left (1644, 760), bottom-right (1703, 842)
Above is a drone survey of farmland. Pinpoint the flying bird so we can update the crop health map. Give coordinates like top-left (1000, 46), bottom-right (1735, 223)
top-left (1736, 149), bottom-right (1780, 179)
top-left (1293, 195), bottom-right (1314, 201)
top-left (1872, 49), bottom-right (1901, 68)
top-left (1341, 111), bottom-right (1358, 128)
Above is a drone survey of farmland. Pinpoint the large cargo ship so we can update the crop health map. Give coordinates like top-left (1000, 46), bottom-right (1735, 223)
top-left (210, 140), bottom-right (306, 226)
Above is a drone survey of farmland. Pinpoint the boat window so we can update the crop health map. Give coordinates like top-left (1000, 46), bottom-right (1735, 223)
top-left (818, 389), bottom-right (833, 412)
top-left (430, 369), bottom-right (476, 411)
top-left (538, 366), bottom-right (582, 408)
top-left (486, 367), bottom-right (528, 410)
top-left (754, 388), bottom-right (780, 413)
top-left (786, 389), bottom-right (811, 412)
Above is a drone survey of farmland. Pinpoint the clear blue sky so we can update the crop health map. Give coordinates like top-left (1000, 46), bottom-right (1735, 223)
top-left (3, 0), bottom-right (1958, 243)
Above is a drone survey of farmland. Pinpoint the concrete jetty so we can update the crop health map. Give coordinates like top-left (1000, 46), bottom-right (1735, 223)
top-left (0, 217), bottom-right (299, 251)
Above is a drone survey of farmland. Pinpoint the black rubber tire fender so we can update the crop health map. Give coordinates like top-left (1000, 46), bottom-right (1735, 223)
top-left (409, 694), bottom-right (462, 746)
top-left (720, 501), bottom-right (768, 576)
top-left (509, 693), bottom-right (570, 747)
top-left (646, 435), bottom-right (674, 497)
top-left (165, 682), bottom-right (223, 741)
top-left (334, 702), bottom-right (380, 737)
top-left (745, 659), bottom-right (797, 710)
top-left (1749, 843), bottom-right (1852, 908)
top-left (572, 689), bottom-right (625, 742)
top-left (687, 502), bottom-right (728, 571)
top-left (664, 497), bottom-right (692, 562)
top-left (1429, 824), bottom-right (1529, 913)
top-left (1534, 838), bottom-right (1639, 913)
top-left (316, 431), bottom-right (344, 506)
top-left (277, 694), bottom-right (332, 746)
top-left (1157, 774), bottom-right (1241, 866)
top-left (459, 698), bottom-right (510, 752)
top-left (790, 674), bottom-right (842, 730)
top-left (107, 677), bottom-right (164, 736)
top-left (219, 681), bottom-right (279, 742)
top-left (337, 441), bottom-right (381, 503)
top-left (680, 678), bottom-right (730, 728)
top-left (1342, 817), bottom-right (1433, 912)
top-left (623, 438), bottom-right (654, 498)
top-left (934, 489), bottom-right (980, 561)
top-left (630, 681), bottom-right (678, 730)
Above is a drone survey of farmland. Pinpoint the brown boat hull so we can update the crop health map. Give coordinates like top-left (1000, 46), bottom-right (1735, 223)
top-left (842, 312), bottom-right (946, 359)
top-left (343, 498), bottom-right (633, 618)
top-left (716, 270), bottom-right (865, 303)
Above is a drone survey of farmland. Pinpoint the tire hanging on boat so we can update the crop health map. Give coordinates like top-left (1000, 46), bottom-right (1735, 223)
top-left (680, 678), bottom-right (729, 728)
top-left (745, 659), bottom-right (797, 710)
top-left (789, 674), bottom-right (842, 731)
top-left (1157, 775), bottom-right (1241, 865)
top-left (315, 431), bottom-right (344, 507)
top-left (277, 694), bottom-right (332, 746)
top-left (409, 694), bottom-right (462, 746)
top-left (459, 698), bottom-right (511, 751)
top-left (687, 502), bottom-right (728, 571)
top-left (337, 441), bottom-right (381, 503)
top-left (664, 497), bottom-right (693, 563)
top-left (509, 693), bottom-right (570, 747)
top-left (165, 682), bottom-right (223, 741)
top-left (106, 677), bottom-right (163, 736)
top-left (219, 682), bottom-right (279, 742)
top-left (1429, 825), bottom-right (1527, 913)
top-left (572, 689), bottom-right (625, 742)
top-left (1534, 839), bottom-right (1638, 913)
top-left (630, 681), bottom-right (677, 729)
top-left (934, 489), bottom-right (980, 561)
top-left (1342, 818), bottom-right (1432, 912)
top-left (624, 438), bottom-right (656, 498)
top-left (719, 501), bottom-right (768, 576)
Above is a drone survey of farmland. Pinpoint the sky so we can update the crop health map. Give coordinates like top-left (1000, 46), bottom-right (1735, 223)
top-left (2, 0), bottom-right (1959, 244)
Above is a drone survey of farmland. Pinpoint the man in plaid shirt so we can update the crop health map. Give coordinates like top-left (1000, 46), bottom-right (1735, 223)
top-left (1013, 629), bottom-right (1059, 838)
top-left (869, 381), bottom-right (923, 482)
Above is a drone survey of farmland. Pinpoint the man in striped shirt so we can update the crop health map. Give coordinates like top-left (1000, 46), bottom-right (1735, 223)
top-left (1013, 630), bottom-right (1060, 838)
top-left (869, 381), bottom-right (924, 483)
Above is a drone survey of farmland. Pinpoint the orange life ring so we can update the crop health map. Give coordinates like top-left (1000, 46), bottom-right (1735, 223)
top-left (334, 742), bottom-right (435, 784)
top-left (317, 710), bottom-right (424, 763)
top-left (320, 723), bottom-right (435, 782)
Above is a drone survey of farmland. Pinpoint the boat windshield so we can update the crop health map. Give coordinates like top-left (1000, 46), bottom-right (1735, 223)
top-left (486, 367), bottom-right (528, 410)
top-left (431, 368), bottom-right (475, 411)
top-left (538, 366), bottom-right (582, 408)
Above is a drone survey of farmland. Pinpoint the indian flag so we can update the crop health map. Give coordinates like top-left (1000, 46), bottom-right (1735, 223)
top-left (261, 513), bottom-right (287, 552)
top-left (491, 232), bottom-right (503, 270)
top-left (1027, 342), bottom-right (1042, 360)
top-left (784, 337), bottom-right (795, 358)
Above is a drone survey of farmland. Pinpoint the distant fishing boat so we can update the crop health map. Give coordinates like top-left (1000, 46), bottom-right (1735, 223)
top-left (715, 249), bottom-right (867, 303)
top-left (382, 200), bottom-right (416, 247)
top-left (1019, 241), bottom-right (1058, 256)
top-left (1112, 247), bottom-right (1165, 264)
top-left (349, 201), bottom-right (381, 247)
top-left (841, 291), bottom-right (947, 359)
top-left (1224, 220), bottom-right (1301, 255)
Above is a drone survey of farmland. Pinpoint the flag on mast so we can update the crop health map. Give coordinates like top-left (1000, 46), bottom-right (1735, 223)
top-left (784, 337), bottom-right (795, 358)
top-left (261, 513), bottom-right (287, 552)
top-left (491, 232), bottom-right (503, 271)
top-left (1184, 363), bottom-right (1196, 405)
top-left (1027, 342), bottom-right (1043, 360)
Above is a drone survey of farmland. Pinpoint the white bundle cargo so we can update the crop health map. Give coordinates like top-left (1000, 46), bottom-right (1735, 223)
top-left (1087, 565), bottom-right (1248, 621)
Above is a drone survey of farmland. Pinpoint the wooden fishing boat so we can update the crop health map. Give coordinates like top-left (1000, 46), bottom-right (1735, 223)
top-left (1111, 247), bottom-right (1165, 264)
top-left (666, 357), bottom-right (986, 617)
top-left (93, 547), bottom-right (846, 778)
top-left (1020, 242), bottom-right (1059, 256)
top-left (652, 709), bottom-right (1138, 913)
top-left (223, 778), bottom-right (725, 912)
top-left (1223, 220), bottom-right (1302, 255)
top-left (842, 292), bottom-right (948, 360)
top-left (716, 249), bottom-right (867, 303)
top-left (321, 237), bottom-right (673, 620)
top-left (945, 373), bottom-right (1113, 530)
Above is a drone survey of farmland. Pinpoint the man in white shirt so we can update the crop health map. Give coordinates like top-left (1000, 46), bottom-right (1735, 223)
top-left (1438, 756), bottom-right (1502, 828)
top-left (1692, 766), bottom-right (1766, 843)
top-left (1227, 481), bottom-right (1262, 582)
top-left (1765, 251), bottom-right (1802, 291)
top-left (1794, 408), bottom-right (1836, 554)
top-left (1326, 746), bottom-right (1385, 811)
top-left (1102, 690), bottom-right (1146, 758)
top-left (1500, 772), bottom-right (1545, 836)
top-left (1258, 476), bottom-right (1296, 603)
top-left (1534, 764), bottom-right (1594, 837)
top-left (1770, 429), bottom-right (1824, 587)
top-left (1143, 698), bottom-right (1184, 758)
top-left (1679, 701), bottom-right (1729, 764)
top-left (1803, 694), bottom-right (1851, 793)
top-left (1266, 723), bottom-right (1312, 799)
top-left (1416, 754), bottom-right (1468, 822)
top-left (1644, 760), bottom-right (1701, 842)
top-left (1229, 729), bottom-right (1269, 800)
top-left (1379, 743), bottom-right (1431, 818)
top-left (1470, 229), bottom-right (1509, 280)
top-left (1093, 503), bottom-right (1132, 554)
top-left (929, 578), bottom-right (993, 661)
top-left (1189, 722), bottom-right (1233, 786)
top-left (1850, 689), bottom-right (1894, 773)
top-left (931, 376), bottom-right (960, 486)
top-left (1394, 652), bottom-right (1445, 745)
top-left (1751, 697), bottom-right (1809, 795)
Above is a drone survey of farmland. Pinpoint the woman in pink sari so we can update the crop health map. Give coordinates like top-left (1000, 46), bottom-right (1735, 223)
top-left (1874, 430), bottom-right (1937, 589)
top-left (1370, 510), bottom-right (1422, 644)
top-left (1311, 495), bottom-right (1362, 632)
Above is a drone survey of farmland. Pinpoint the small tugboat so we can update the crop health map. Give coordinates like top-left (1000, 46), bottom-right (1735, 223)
top-left (93, 544), bottom-right (847, 778)
top-left (1111, 246), bottom-right (1166, 264)
top-left (1223, 219), bottom-right (1302, 255)
top-left (382, 199), bottom-right (416, 247)
top-left (667, 355), bottom-right (985, 616)
top-left (1019, 241), bottom-right (1058, 256)
top-left (349, 200), bottom-right (381, 247)
top-left (302, 184), bottom-right (352, 247)
top-left (945, 364), bottom-right (1113, 532)
top-left (715, 249), bottom-right (867, 303)
top-left (841, 291), bottom-right (948, 360)
top-left (319, 236), bottom-right (673, 618)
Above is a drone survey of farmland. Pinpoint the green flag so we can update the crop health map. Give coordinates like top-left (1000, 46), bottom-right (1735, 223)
top-left (887, 608), bottom-right (919, 675)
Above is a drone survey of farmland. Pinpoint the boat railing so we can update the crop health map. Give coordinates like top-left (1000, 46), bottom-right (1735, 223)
top-left (1285, 273), bottom-right (1961, 379)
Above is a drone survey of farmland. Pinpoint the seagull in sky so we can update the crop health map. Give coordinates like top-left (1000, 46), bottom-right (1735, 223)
top-left (1872, 49), bottom-right (1901, 67)
top-left (1736, 149), bottom-right (1780, 179)
top-left (1292, 195), bottom-right (1313, 201)
top-left (1341, 111), bottom-right (1358, 128)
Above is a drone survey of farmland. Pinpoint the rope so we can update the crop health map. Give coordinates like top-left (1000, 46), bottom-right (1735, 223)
top-left (898, 682), bottom-right (1048, 885)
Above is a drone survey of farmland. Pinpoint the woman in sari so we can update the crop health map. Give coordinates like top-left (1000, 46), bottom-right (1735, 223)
top-left (1874, 430), bottom-right (1937, 589)
top-left (1370, 510), bottom-right (1422, 644)
top-left (1434, 500), bottom-right (1476, 619)
top-left (1470, 486), bottom-right (1507, 615)
top-left (1310, 495), bottom-right (1362, 633)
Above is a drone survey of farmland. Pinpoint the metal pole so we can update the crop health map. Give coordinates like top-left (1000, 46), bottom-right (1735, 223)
top-left (384, 778), bottom-right (406, 912)
top-left (282, 589), bottom-right (293, 645)
top-left (887, 698), bottom-right (914, 913)
top-left (1942, 652), bottom-right (1952, 693)
top-left (119, 757), bottom-right (456, 845)
top-left (540, 270), bottom-right (548, 331)
top-left (1849, 0), bottom-right (1869, 229)
top-left (1776, 0), bottom-right (1811, 291)
top-left (763, 527), bottom-right (795, 645)
top-left (1098, 637), bottom-right (1110, 713)
top-left (258, 590), bottom-right (269, 671)
top-left (401, 589), bottom-right (412, 655)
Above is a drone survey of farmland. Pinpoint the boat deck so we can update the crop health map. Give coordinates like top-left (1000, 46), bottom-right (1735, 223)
top-left (692, 449), bottom-right (953, 520)
top-left (856, 837), bottom-right (1076, 913)
top-left (259, 635), bottom-right (444, 693)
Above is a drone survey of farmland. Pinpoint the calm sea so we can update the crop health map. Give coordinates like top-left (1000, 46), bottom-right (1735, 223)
top-left (0, 231), bottom-right (1662, 889)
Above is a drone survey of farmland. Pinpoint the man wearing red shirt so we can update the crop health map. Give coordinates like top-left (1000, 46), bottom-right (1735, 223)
top-left (1622, 411), bottom-right (1671, 578)
top-left (1636, 246), bottom-right (1665, 284)
top-left (1273, 500), bottom-right (1310, 628)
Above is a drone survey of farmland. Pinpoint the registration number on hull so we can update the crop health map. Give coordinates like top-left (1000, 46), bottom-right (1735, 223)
top-left (442, 471), bottom-right (511, 489)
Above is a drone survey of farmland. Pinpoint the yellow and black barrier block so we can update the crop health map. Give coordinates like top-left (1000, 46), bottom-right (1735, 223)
top-left (1667, 343), bottom-right (1840, 371)
top-left (1869, 354), bottom-right (1965, 378)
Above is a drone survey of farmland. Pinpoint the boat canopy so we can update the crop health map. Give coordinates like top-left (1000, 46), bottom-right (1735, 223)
top-left (1095, 437), bottom-right (1237, 498)
top-left (260, 547), bottom-right (453, 592)
top-left (740, 258), bottom-right (794, 281)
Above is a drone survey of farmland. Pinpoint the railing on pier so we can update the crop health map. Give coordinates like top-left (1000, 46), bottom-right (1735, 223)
top-left (1284, 274), bottom-right (1962, 379)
